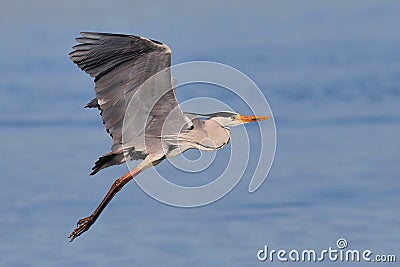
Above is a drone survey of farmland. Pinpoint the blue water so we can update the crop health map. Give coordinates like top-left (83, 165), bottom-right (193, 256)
top-left (1, 1), bottom-right (399, 266)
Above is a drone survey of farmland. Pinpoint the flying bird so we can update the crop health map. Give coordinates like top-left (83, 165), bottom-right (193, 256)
top-left (68, 32), bottom-right (270, 241)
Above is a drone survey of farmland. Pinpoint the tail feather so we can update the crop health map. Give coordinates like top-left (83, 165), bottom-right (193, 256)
top-left (90, 151), bottom-right (125, 175)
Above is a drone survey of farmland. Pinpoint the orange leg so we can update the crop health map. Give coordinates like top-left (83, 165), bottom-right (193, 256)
top-left (69, 167), bottom-right (141, 241)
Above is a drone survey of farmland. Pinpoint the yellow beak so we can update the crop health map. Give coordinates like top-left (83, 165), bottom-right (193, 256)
top-left (238, 115), bottom-right (271, 123)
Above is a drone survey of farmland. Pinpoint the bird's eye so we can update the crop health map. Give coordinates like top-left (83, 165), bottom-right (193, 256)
top-left (231, 116), bottom-right (235, 120)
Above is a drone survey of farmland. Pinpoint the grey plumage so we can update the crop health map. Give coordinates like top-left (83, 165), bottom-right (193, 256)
top-left (70, 33), bottom-right (196, 174)
top-left (68, 32), bottom-right (270, 241)
top-left (70, 33), bottom-right (267, 175)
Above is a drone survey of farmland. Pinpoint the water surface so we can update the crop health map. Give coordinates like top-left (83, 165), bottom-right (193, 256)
top-left (1, 1), bottom-right (399, 266)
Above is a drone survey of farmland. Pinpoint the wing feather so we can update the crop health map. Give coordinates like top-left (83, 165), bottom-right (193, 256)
top-left (70, 32), bottom-right (188, 173)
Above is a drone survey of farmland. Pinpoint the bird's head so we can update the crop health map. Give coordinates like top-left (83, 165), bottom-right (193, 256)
top-left (209, 111), bottom-right (271, 128)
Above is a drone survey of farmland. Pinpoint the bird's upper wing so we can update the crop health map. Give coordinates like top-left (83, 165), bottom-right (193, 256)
top-left (70, 32), bottom-right (190, 154)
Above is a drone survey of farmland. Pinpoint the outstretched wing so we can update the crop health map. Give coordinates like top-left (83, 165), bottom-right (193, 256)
top-left (70, 32), bottom-right (190, 173)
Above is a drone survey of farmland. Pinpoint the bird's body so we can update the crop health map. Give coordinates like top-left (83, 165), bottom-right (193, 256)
top-left (68, 32), bottom-right (270, 241)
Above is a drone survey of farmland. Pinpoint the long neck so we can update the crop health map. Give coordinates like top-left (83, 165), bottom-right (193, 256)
top-left (202, 119), bottom-right (231, 150)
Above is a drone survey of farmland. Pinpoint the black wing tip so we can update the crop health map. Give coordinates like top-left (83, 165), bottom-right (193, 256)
top-left (77, 32), bottom-right (164, 45)
top-left (80, 32), bottom-right (136, 38)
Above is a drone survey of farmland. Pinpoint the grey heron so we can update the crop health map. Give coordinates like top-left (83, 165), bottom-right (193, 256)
top-left (68, 32), bottom-right (270, 241)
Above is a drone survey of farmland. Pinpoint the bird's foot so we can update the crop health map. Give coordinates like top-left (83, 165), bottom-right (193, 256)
top-left (69, 215), bottom-right (94, 242)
